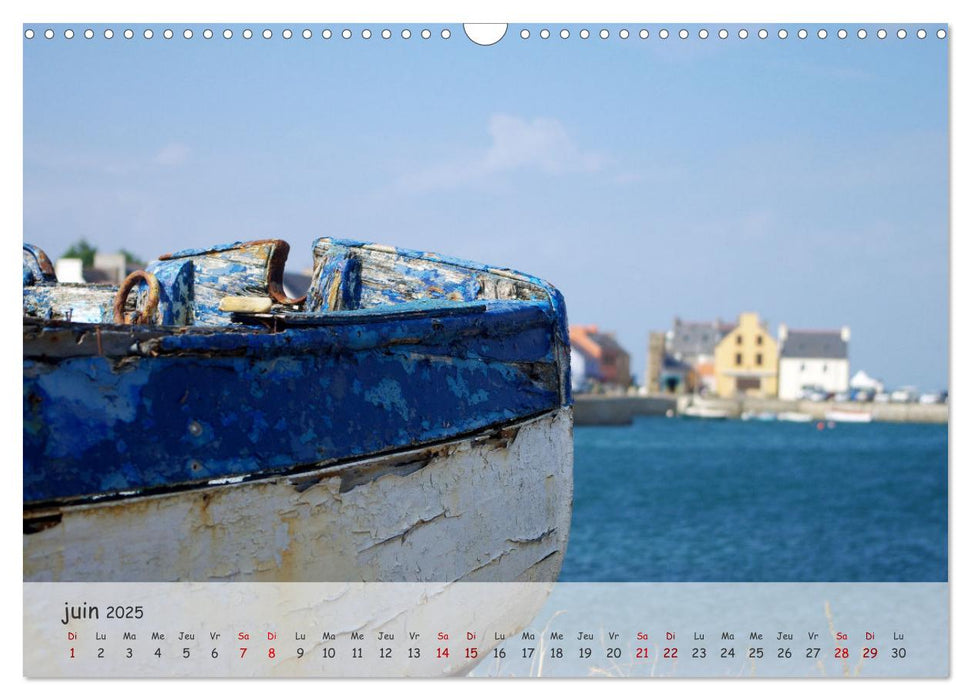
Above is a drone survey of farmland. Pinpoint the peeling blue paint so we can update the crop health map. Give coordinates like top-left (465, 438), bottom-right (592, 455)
top-left (23, 285), bottom-right (118, 323)
top-left (306, 244), bottom-right (362, 312)
top-left (145, 259), bottom-right (193, 325)
top-left (150, 241), bottom-right (282, 325)
top-left (364, 378), bottom-right (411, 422)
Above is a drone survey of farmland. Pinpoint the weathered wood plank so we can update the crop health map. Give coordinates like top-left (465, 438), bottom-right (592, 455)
top-left (23, 285), bottom-right (119, 324)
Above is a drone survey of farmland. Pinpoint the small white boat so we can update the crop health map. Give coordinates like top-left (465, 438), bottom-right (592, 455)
top-left (825, 410), bottom-right (873, 423)
top-left (778, 411), bottom-right (813, 423)
top-left (682, 405), bottom-right (730, 420)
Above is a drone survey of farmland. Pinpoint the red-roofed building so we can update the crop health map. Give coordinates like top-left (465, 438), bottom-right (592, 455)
top-left (569, 325), bottom-right (631, 391)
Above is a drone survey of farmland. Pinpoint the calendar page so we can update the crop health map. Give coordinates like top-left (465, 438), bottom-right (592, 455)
top-left (20, 12), bottom-right (950, 680)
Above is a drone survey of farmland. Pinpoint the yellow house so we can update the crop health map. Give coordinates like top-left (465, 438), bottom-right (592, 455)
top-left (713, 312), bottom-right (779, 398)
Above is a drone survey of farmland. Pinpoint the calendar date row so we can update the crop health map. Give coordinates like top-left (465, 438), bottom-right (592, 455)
top-left (65, 643), bottom-right (909, 662)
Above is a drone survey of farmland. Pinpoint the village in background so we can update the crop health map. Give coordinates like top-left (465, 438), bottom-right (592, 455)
top-left (571, 313), bottom-right (948, 426)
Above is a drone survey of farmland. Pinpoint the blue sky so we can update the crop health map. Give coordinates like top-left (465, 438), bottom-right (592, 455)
top-left (23, 23), bottom-right (948, 391)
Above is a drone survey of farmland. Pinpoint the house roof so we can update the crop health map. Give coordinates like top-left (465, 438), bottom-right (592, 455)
top-left (569, 325), bottom-right (603, 360)
top-left (781, 330), bottom-right (848, 359)
top-left (569, 325), bottom-right (629, 361)
top-left (588, 332), bottom-right (628, 357)
top-left (669, 318), bottom-right (730, 358)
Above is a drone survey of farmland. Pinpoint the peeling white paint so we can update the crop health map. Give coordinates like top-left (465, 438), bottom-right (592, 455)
top-left (24, 408), bottom-right (573, 584)
top-left (207, 476), bottom-right (245, 485)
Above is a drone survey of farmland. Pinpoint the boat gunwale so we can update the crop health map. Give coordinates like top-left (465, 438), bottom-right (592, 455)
top-left (322, 237), bottom-right (554, 289)
top-left (317, 237), bottom-right (570, 341)
top-left (23, 298), bottom-right (559, 360)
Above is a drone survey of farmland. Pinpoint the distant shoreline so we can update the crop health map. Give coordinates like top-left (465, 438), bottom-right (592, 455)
top-left (574, 393), bottom-right (948, 426)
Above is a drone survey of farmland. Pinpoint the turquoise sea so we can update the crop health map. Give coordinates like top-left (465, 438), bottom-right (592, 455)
top-left (560, 417), bottom-right (948, 582)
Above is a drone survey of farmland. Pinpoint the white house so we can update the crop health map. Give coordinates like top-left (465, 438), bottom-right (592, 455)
top-left (54, 257), bottom-right (84, 283)
top-left (777, 325), bottom-right (850, 400)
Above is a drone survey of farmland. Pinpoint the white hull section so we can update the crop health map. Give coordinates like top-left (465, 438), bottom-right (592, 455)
top-left (682, 406), bottom-right (729, 420)
top-left (778, 412), bottom-right (814, 423)
top-left (24, 407), bottom-right (573, 584)
top-left (824, 410), bottom-right (873, 423)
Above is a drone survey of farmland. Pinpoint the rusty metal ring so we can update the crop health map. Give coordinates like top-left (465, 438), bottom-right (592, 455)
top-left (113, 270), bottom-right (160, 325)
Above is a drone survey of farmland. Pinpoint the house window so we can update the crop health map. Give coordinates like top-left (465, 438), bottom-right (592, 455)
top-left (756, 335), bottom-right (763, 346)
top-left (800, 363), bottom-right (806, 372)
top-left (736, 335), bottom-right (743, 345)
top-left (756, 353), bottom-right (763, 366)
top-left (823, 364), bottom-right (828, 372)
top-left (735, 353), bottom-right (742, 366)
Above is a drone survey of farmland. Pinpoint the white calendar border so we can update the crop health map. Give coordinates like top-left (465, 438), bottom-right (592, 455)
top-left (5, 0), bottom-right (963, 697)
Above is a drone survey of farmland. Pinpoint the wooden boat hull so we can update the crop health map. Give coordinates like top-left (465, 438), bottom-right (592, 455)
top-left (24, 236), bottom-right (573, 595)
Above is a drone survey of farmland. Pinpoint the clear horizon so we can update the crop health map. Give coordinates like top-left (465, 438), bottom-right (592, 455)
top-left (23, 23), bottom-right (949, 391)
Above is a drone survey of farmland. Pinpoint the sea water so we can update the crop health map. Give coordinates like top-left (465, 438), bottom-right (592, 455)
top-left (560, 416), bottom-right (948, 582)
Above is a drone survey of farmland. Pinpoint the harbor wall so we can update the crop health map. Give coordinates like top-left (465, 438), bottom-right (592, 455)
top-left (573, 395), bottom-right (676, 425)
top-left (677, 396), bottom-right (948, 424)
top-left (574, 394), bottom-right (948, 426)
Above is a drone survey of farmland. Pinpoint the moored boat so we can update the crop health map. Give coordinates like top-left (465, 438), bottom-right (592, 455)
top-left (23, 238), bottom-right (573, 585)
top-left (824, 409), bottom-right (873, 423)
top-left (682, 405), bottom-right (730, 420)
top-left (778, 411), bottom-right (814, 423)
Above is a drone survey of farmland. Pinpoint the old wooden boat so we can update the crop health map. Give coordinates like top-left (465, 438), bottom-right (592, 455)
top-left (23, 238), bottom-right (573, 585)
